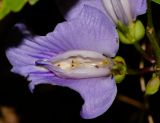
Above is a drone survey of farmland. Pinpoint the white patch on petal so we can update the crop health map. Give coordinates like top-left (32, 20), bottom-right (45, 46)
top-left (120, 0), bottom-right (132, 23)
top-left (103, 0), bottom-right (132, 24)
top-left (102, 0), bottom-right (118, 23)
top-left (51, 50), bottom-right (107, 62)
top-left (36, 50), bottom-right (113, 79)
top-left (36, 66), bottom-right (49, 71)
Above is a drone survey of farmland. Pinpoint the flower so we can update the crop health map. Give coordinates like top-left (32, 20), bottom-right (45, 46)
top-left (6, 6), bottom-right (119, 119)
top-left (56, 0), bottom-right (147, 44)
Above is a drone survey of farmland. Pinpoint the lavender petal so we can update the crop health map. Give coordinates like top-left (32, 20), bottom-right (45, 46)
top-left (55, 0), bottom-right (107, 20)
top-left (47, 5), bottom-right (118, 57)
top-left (29, 75), bottom-right (117, 119)
top-left (129, 0), bottom-right (147, 20)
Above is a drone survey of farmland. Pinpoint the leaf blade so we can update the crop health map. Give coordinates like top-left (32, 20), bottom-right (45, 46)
top-left (152, 0), bottom-right (160, 4)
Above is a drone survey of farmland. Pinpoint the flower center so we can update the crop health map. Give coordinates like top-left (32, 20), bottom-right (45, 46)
top-left (102, 0), bottom-right (132, 24)
top-left (36, 50), bottom-right (113, 79)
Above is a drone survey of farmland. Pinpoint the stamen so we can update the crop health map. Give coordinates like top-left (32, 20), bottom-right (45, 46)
top-left (95, 65), bottom-right (99, 69)
top-left (71, 64), bottom-right (74, 67)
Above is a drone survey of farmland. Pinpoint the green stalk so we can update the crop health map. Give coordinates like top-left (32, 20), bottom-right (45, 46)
top-left (134, 43), bottom-right (155, 63)
top-left (146, 0), bottom-right (160, 66)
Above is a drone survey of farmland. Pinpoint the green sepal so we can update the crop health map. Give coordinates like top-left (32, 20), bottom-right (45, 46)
top-left (112, 56), bottom-right (127, 83)
top-left (117, 20), bottom-right (145, 44)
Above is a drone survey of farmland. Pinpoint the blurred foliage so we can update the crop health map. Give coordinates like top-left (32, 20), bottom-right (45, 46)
top-left (0, 0), bottom-right (39, 20)
top-left (0, 106), bottom-right (20, 123)
top-left (152, 0), bottom-right (160, 4)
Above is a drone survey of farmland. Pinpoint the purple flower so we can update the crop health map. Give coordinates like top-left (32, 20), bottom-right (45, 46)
top-left (56, 0), bottom-right (147, 25)
top-left (6, 6), bottom-right (119, 119)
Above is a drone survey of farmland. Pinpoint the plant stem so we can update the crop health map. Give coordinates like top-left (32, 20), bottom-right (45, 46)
top-left (127, 66), bottom-right (154, 75)
top-left (117, 94), bottom-right (145, 110)
top-left (144, 94), bottom-right (155, 123)
top-left (146, 0), bottom-right (160, 66)
top-left (134, 43), bottom-right (155, 63)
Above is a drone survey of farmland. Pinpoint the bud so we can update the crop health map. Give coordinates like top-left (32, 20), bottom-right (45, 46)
top-left (146, 75), bottom-right (160, 95)
top-left (117, 20), bottom-right (145, 44)
top-left (112, 56), bottom-right (127, 83)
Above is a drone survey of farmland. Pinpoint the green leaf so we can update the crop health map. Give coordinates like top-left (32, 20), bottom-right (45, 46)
top-left (152, 0), bottom-right (160, 4)
top-left (5, 0), bottom-right (27, 12)
top-left (0, 0), bottom-right (10, 19)
top-left (0, 0), bottom-right (39, 20)
top-left (28, 0), bottom-right (38, 5)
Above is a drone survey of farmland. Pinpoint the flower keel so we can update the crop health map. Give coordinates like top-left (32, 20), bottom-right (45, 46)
top-left (36, 50), bottom-right (113, 79)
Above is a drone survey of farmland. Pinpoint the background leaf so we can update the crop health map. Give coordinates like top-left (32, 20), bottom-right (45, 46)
top-left (5, 0), bottom-right (27, 12)
top-left (0, 0), bottom-right (39, 20)
top-left (28, 0), bottom-right (38, 5)
top-left (152, 0), bottom-right (160, 4)
top-left (0, 0), bottom-right (10, 19)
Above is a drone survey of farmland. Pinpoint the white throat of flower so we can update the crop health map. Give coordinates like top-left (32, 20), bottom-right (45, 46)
top-left (36, 50), bottom-right (113, 79)
top-left (102, 0), bottom-right (132, 24)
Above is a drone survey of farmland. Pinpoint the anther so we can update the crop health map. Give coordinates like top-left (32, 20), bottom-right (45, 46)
top-left (95, 65), bottom-right (99, 69)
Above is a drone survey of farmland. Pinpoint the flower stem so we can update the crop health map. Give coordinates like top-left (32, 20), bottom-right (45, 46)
top-left (144, 95), bottom-right (155, 123)
top-left (146, 0), bottom-right (160, 66)
top-left (127, 66), bottom-right (154, 75)
top-left (117, 94), bottom-right (145, 110)
top-left (134, 43), bottom-right (155, 63)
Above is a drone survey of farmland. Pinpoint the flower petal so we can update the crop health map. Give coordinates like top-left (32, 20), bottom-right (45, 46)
top-left (29, 75), bottom-right (117, 119)
top-left (6, 47), bottom-right (52, 77)
top-left (6, 36), bottom-right (56, 77)
top-left (56, 0), bottom-right (147, 23)
top-left (129, 0), bottom-right (147, 20)
top-left (55, 0), bottom-right (107, 20)
top-left (14, 23), bottom-right (32, 37)
top-left (47, 5), bottom-right (118, 57)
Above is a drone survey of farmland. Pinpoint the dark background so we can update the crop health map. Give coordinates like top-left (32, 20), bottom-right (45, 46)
top-left (0, 0), bottom-right (160, 123)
